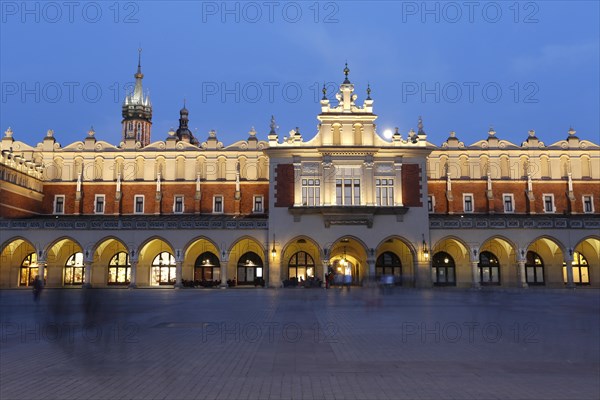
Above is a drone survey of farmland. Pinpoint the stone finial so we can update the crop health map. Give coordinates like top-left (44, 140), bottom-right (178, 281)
top-left (209, 129), bottom-right (217, 138)
top-left (269, 115), bottom-right (277, 134)
top-left (4, 127), bottom-right (13, 138)
top-left (366, 84), bottom-right (372, 100)
top-left (249, 127), bottom-right (256, 137)
top-left (322, 84), bottom-right (327, 100)
top-left (568, 126), bottom-right (576, 136)
top-left (46, 129), bottom-right (54, 138)
top-left (343, 62), bottom-right (350, 84)
top-left (87, 126), bottom-right (95, 137)
top-left (168, 127), bottom-right (176, 137)
top-left (488, 126), bottom-right (496, 136)
top-left (449, 131), bottom-right (456, 138)
top-left (528, 129), bottom-right (536, 137)
top-left (417, 116), bottom-right (424, 134)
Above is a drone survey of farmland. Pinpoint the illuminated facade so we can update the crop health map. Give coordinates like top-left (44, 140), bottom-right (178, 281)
top-left (1, 62), bottom-right (599, 289)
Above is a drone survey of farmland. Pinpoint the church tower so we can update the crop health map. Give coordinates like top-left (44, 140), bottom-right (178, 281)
top-left (122, 49), bottom-right (152, 147)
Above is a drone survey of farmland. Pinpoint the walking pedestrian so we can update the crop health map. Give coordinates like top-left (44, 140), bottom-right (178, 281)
top-left (32, 275), bottom-right (42, 302)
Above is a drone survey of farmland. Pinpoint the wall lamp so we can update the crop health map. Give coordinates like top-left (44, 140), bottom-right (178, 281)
top-left (271, 234), bottom-right (277, 259)
top-left (422, 234), bottom-right (429, 260)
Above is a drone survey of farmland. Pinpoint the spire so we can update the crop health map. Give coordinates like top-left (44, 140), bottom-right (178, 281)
top-left (131, 48), bottom-right (146, 104)
top-left (322, 83), bottom-right (327, 100)
top-left (417, 116), bottom-right (425, 134)
top-left (136, 48), bottom-right (142, 77)
top-left (343, 62), bottom-right (350, 84)
top-left (366, 83), bottom-right (371, 100)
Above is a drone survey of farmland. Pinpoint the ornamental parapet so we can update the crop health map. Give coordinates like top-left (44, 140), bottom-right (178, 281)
top-left (0, 215), bottom-right (268, 230)
top-left (429, 214), bottom-right (600, 229)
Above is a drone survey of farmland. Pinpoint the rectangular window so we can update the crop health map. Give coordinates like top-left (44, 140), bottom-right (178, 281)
top-left (54, 195), bottom-right (65, 214)
top-left (174, 196), bottom-right (184, 214)
top-left (503, 194), bottom-right (514, 213)
top-left (376, 179), bottom-right (394, 206)
top-left (213, 195), bottom-right (223, 213)
top-left (134, 195), bottom-right (144, 214)
top-left (543, 194), bottom-right (555, 213)
top-left (463, 194), bottom-right (473, 213)
top-left (428, 195), bottom-right (435, 213)
top-left (253, 195), bottom-right (263, 213)
top-left (301, 179), bottom-right (320, 206)
top-left (583, 195), bottom-right (594, 213)
top-left (94, 195), bottom-right (105, 214)
top-left (336, 178), bottom-right (360, 205)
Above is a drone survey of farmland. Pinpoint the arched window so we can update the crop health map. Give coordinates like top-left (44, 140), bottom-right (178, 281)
top-left (19, 253), bottom-right (45, 286)
top-left (195, 252), bottom-right (220, 282)
top-left (64, 252), bottom-right (84, 285)
top-left (432, 252), bottom-right (456, 286)
top-left (151, 252), bottom-right (176, 286)
top-left (237, 252), bottom-right (263, 285)
top-left (108, 252), bottom-right (130, 285)
top-left (525, 251), bottom-right (544, 285)
top-left (563, 252), bottom-right (590, 285)
top-left (288, 251), bottom-right (315, 280)
top-left (478, 251), bottom-right (500, 285)
top-left (376, 252), bottom-right (402, 284)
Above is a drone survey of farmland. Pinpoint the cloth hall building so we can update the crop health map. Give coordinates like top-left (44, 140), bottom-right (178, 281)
top-left (1, 60), bottom-right (599, 290)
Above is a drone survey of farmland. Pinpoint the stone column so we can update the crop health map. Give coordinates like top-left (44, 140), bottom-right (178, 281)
top-left (471, 262), bottom-right (480, 289)
top-left (293, 159), bottom-right (302, 206)
top-left (516, 248), bottom-right (528, 288)
top-left (517, 260), bottom-right (528, 288)
top-left (364, 158), bottom-right (374, 206)
top-left (394, 158), bottom-right (403, 206)
top-left (470, 247), bottom-right (480, 289)
top-left (322, 159), bottom-right (332, 206)
top-left (220, 253), bottom-right (228, 288)
top-left (367, 258), bottom-right (376, 278)
top-left (129, 248), bottom-right (138, 288)
top-left (83, 260), bottom-right (93, 288)
top-left (37, 258), bottom-right (46, 288)
top-left (174, 249), bottom-right (183, 288)
top-left (564, 252), bottom-right (575, 288)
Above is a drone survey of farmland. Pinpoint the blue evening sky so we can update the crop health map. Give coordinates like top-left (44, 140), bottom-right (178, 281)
top-left (1, 1), bottom-right (599, 147)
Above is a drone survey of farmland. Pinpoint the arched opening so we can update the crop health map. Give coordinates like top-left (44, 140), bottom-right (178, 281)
top-left (151, 251), bottom-right (176, 286)
top-left (375, 251), bottom-right (402, 285)
top-left (237, 252), bottom-right (263, 285)
top-left (108, 252), bottom-right (131, 285)
top-left (288, 251), bottom-right (315, 281)
top-left (375, 236), bottom-right (416, 287)
top-left (330, 236), bottom-right (369, 286)
top-left (526, 236), bottom-right (565, 287)
top-left (432, 251), bottom-right (456, 286)
top-left (64, 252), bottom-right (84, 285)
top-left (478, 251), bottom-right (500, 285)
top-left (431, 236), bottom-right (470, 287)
top-left (20, 253), bottom-right (46, 287)
top-left (525, 251), bottom-right (544, 285)
top-left (194, 252), bottom-right (220, 282)
top-left (479, 236), bottom-right (517, 286)
top-left (563, 252), bottom-right (589, 285)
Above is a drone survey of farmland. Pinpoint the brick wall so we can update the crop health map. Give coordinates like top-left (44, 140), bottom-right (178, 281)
top-left (275, 164), bottom-right (294, 207)
top-left (0, 188), bottom-right (43, 218)
top-left (427, 180), bottom-right (600, 214)
top-left (402, 164), bottom-right (422, 207)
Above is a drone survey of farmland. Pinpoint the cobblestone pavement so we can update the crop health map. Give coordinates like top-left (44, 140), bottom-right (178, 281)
top-left (1, 288), bottom-right (599, 400)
